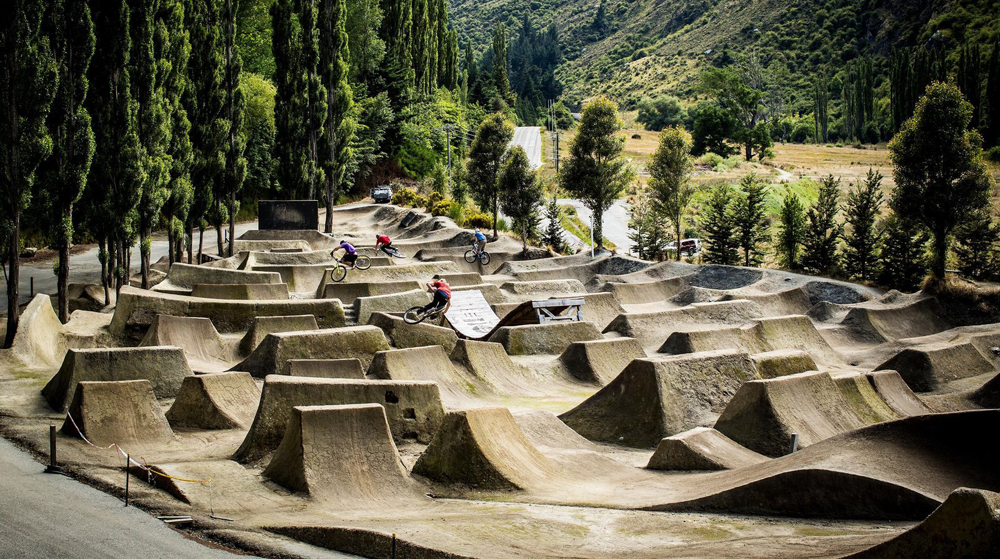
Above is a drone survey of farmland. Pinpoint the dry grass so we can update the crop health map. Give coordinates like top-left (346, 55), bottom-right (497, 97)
top-left (923, 276), bottom-right (1000, 325)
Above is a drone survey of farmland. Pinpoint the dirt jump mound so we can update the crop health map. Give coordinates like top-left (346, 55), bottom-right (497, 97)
top-left (165, 372), bottom-right (260, 429)
top-left (233, 326), bottom-right (390, 377)
top-left (645, 427), bottom-right (768, 471)
top-left (61, 380), bottom-right (174, 446)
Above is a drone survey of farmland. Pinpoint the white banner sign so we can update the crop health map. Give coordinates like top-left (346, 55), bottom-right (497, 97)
top-left (446, 290), bottom-right (500, 339)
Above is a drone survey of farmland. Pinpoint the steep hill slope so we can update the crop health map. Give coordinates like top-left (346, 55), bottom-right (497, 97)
top-left (449, 0), bottom-right (1000, 108)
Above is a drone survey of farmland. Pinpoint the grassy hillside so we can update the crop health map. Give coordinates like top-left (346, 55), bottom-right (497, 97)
top-left (449, 0), bottom-right (1000, 109)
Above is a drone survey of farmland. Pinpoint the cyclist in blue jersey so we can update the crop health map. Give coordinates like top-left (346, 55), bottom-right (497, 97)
top-left (473, 228), bottom-right (487, 255)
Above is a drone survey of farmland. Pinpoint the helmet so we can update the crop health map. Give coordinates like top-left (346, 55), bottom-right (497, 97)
top-left (475, 228), bottom-right (480, 232)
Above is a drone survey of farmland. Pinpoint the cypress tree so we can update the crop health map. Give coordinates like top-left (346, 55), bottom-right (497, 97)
top-left (38, 0), bottom-right (96, 323)
top-left (1, 0), bottom-right (58, 345)
top-left (222, 0), bottom-right (246, 256)
top-left (733, 173), bottom-right (769, 267)
top-left (87, 0), bottom-right (142, 295)
top-left (777, 192), bottom-right (806, 269)
top-left (801, 175), bottom-right (843, 277)
top-left (985, 41), bottom-right (1000, 147)
top-left (300, 0), bottom-right (327, 200)
top-left (271, 0), bottom-right (307, 197)
top-left (186, 0), bottom-right (226, 262)
top-left (159, 0), bottom-right (193, 265)
top-left (132, 0), bottom-right (173, 288)
top-left (843, 169), bottom-right (884, 282)
top-left (319, 0), bottom-right (356, 233)
top-left (701, 183), bottom-right (739, 266)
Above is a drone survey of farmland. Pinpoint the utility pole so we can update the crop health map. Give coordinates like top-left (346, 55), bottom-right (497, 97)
top-left (438, 124), bottom-right (457, 192)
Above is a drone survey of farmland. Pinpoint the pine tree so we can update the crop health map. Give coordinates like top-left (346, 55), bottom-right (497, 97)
top-left (468, 112), bottom-right (514, 240)
top-left (320, 0), bottom-right (355, 233)
top-left (701, 183), bottom-right (738, 266)
top-left (37, 0), bottom-right (95, 323)
top-left (954, 209), bottom-right (999, 281)
top-left (877, 214), bottom-right (928, 291)
top-left (1, 0), bottom-right (58, 344)
top-left (801, 175), bottom-right (843, 276)
top-left (843, 169), bottom-right (884, 282)
top-left (628, 189), bottom-right (668, 260)
top-left (187, 0), bottom-right (226, 262)
top-left (222, 0), bottom-right (246, 256)
top-left (733, 173), bottom-right (769, 267)
top-left (647, 126), bottom-right (694, 261)
top-left (133, 0), bottom-right (173, 288)
top-left (777, 192), bottom-right (806, 269)
top-left (542, 196), bottom-right (565, 253)
top-left (271, 0), bottom-right (307, 198)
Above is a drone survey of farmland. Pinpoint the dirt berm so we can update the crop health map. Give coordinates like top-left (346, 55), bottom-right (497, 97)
top-left (165, 372), bottom-right (260, 429)
top-left (646, 427), bottom-right (768, 471)
top-left (489, 321), bottom-right (603, 355)
top-left (189, 283), bottom-right (290, 300)
top-left (139, 315), bottom-right (240, 372)
top-left (558, 338), bottom-right (645, 385)
top-left (282, 358), bottom-right (364, 378)
top-left (368, 312), bottom-right (458, 353)
top-left (412, 407), bottom-right (562, 490)
top-left (874, 341), bottom-right (996, 392)
top-left (603, 300), bottom-right (763, 347)
top-left (714, 371), bottom-right (872, 457)
top-left (61, 380), bottom-right (174, 446)
top-left (866, 370), bottom-right (933, 416)
top-left (43, 346), bottom-right (193, 411)
top-left (0, 294), bottom-right (67, 370)
top-left (111, 285), bottom-right (344, 337)
top-left (844, 487), bottom-right (1000, 559)
top-left (237, 314), bottom-right (319, 356)
top-left (263, 404), bottom-right (417, 502)
top-left (232, 326), bottom-right (390, 377)
top-left (234, 375), bottom-right (445, 463)
top-left (560, 350), bottom-right (759, 448)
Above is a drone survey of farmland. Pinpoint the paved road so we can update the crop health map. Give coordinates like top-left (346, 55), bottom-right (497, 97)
top-left (0, 437), bottom-right (251, 559)
top-left (557, 199), bottom-right (634, 253)
top-left (510, 126), bottom-right (543, 169)
top-left (2, 221), bottom-right (261, 308)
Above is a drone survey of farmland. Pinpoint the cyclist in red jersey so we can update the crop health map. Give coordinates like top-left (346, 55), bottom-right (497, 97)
top-left (374, 234), bottom-right (396, 256)
top-left (421, 278), bottom-right (451, 315)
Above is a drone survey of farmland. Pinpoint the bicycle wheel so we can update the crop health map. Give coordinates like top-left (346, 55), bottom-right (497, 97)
top-left (403, 306), bottom-right (427, 324)
top-left (464, 249), bottom-right (477, 263)
top-left (355, 255), bottom-right (372, 270)
top-left (478, 251), bottom-right (491, 265)
top-left (329, 265), bottom-right (348, 283)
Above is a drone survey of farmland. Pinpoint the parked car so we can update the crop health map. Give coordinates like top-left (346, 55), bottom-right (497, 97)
top-left (679, 238), bottom-right (701, 255)
top-left (371, 184), bottom-right (393, 203)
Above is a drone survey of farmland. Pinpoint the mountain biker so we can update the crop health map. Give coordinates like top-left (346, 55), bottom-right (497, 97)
top-left (375, 234), bottom-right (396, 256)
top-left (473, 228), bottom-right (487, 255)
top-left (335, 239), bottom-right (358, 268)
top-left (420, 278), bottom-right (451, 316)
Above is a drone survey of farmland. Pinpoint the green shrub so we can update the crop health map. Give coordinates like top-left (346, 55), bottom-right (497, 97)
top-left (412, 194), bottom-right (428, 209)
top-left (392, 187), bottom-right (416, 206)
top-left (426, 191), bottom-right (443, 211)
top-left (463, 211), bottom-right (493, 229)
top-left (986, 146), bottom-right (1000, 163)
top-left (448, 202), bottom-right (463, 223)
top-left (431, 200), bottom-right (453, 217)
top-left (497, 217), bottom-right (510, 232)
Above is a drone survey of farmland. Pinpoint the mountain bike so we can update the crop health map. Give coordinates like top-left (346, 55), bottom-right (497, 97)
top-left (464, 244), bottom-right (490, 265)
top-left (328, 253), bottom-right (372, 282)
top-left (403, 304), bottom-right (445, 324)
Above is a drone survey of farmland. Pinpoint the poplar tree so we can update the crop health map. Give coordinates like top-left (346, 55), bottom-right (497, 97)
top-left (558, 97), bottom-right (634, 251)
top-left (843, 169), bottom-right (884, 282)
top-left (468, 112), bottom-right (514, 240)
top-left (890, 82), bottom-right (992, 279)
top-left (38, 0), bottom-right (95, 323)
top-left (647, 126), bottom-right (694, 261)
top-left (985, 41), bottom-right (1000, 147)
top-left (381, 0), bottom-right (413, 92)
top-left (499, 146), bottom-right (542, 253)
top-left (300, 0), bottom-right (327, 200)
top-left (1, 0), bottom-right (58, 344)
top-left (733, 173), bottom-right (769, 267)
top-left (222, 0), bottom-right (246, 256)
top-left (271, 0), bottom-right (307, 197)
top-left (492, 22), bottom-right (512, 105)
top-left (411, 0), bottom-right (430, 95)
top-left (956, 44), bottom-right (983, 130)
top-left (87, 0), bottom-right (142, 296)
top-left (133, 0), bottom-right (172, 288)
top-left (186, 0), bottom-right (226, 261)
top-left (801, 175), bottom-right (843, 277)
top-left (812, 75), bottom-right (828, 143)
top-left (320, 0), bottom-right (356, 233)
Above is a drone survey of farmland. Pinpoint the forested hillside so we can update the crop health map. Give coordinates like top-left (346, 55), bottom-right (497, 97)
top-left (449, 0), bottom-right (1000, 108)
